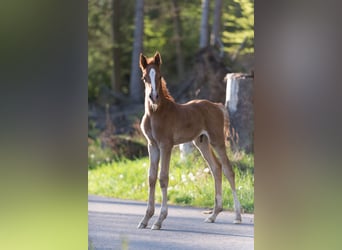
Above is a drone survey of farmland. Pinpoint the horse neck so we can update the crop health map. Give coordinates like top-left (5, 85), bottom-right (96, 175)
top-left (159, 78), bottom-right (174, 103)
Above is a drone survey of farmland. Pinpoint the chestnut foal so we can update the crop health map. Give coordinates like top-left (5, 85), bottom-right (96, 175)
top-left (137, 52), bottom-right (241, 230)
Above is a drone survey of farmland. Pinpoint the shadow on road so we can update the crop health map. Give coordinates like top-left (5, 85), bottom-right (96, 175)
top-left (161, 228), bottom-right (254, 238)
top-left (89, 195), bottom-right (254, 249)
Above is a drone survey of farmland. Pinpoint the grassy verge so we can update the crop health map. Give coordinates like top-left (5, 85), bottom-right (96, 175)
top-left (88, 149), bottom-right (254, 213)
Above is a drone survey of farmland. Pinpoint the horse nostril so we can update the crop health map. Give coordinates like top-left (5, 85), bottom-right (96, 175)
top-left (149, 94), bottom-right (153, 100)
top-left (156, 94), bottom-right (159, 99)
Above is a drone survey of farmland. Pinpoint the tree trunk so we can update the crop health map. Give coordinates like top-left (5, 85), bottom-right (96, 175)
top-left (111, 0), bottom-right (122, 93)
top-left (225, 73), bottom-right (254, 153)
top-left (199, 0), bottom-right (210, 48)
top-left (171, 0), bottom-right (184, 79)
top-left (210, 0), bottom-right (222, 46)
top-left (129, 0), bottom-right (144, 103)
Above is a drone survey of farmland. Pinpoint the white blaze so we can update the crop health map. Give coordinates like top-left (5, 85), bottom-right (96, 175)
top-left (149, 69), bottom-right (157, 100)
top-left (149, 68), bottom-right (157, 101)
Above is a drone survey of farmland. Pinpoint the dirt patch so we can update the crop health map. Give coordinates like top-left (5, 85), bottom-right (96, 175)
top-left (104, 136), bottom-right (148, 160)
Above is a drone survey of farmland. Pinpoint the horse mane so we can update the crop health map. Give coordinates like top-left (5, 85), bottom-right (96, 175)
top-left (160, 77), bottom-right (174, 102)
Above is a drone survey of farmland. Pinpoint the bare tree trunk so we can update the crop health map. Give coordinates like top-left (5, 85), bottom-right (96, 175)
top-left (199, 0), bottom-right (210, 48)
top-left (225, 73), bottom-right (254, 153)
top-left (111, 0), bottom-right (122, 93)
top-left (210, 0), bottom-right (222, 46)
top-left (171, 0), bottom-right (184, 79)
top-left (129, 0), bottom-right (144, 103)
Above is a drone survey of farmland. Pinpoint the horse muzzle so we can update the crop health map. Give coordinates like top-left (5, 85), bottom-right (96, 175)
top-left (149, 93), bottom-right (159, 104)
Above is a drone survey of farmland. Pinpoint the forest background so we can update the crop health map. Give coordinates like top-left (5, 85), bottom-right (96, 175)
top-left (88, 0), bottom-right (254, 212)
top-left (88, 0), bottom-right (254, 105)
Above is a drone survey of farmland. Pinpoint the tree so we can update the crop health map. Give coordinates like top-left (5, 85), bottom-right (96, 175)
top-left (199, 0), bottom-right (210, 48)
top-left (88, 0), bottom-right (255, 103)
top-left (88, 0), bottom-right (112, 102)
top-left (171, 0), bottom-right (184, 79)
top-left (129, 0), bottom-right (144, 103)
top-left (111, 0), bottom-right (122, 93)
top-left (210, 0), bottom-right (222, 46)
top-left (221, 0), bottom-right (254, 56)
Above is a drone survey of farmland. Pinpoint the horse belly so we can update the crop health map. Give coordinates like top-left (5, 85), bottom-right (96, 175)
top-left (173, 128), bottom-right (202, 145)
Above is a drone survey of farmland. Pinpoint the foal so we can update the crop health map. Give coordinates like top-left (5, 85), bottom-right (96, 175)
top-left (138, 52), bottom-right (242, 230)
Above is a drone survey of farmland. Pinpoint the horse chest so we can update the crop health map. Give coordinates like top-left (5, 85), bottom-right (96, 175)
top-left (150, 118), bottom-right (170, 139)
top-left (141, 114), bottom-right (171, 143)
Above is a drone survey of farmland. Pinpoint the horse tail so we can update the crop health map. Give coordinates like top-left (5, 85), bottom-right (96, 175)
top-left (218, 103), bottom-right (239, 151)
top-left (217, 103), bottom-right (230, 143)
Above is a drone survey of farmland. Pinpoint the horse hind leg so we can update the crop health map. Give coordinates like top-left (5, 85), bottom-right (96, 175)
top-left (193, 135), bottom-right (223, 223)
top-left (212, 143), bottom-right (242, 224)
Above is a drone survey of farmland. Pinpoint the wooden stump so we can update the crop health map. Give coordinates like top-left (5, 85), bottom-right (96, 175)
top-left (225, 73), bottom-right (254, 153)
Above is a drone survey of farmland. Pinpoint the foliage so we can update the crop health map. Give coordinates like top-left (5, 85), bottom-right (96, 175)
top-left (88, 0), bottom-right (135, 100)
top-left (88, 138), bottom-right (115, 169)
top-left (222, 0), bottom-right (254, 55)
top-left (88, 0), bottom-right (112, 101)
top-left (88, 132), bottom-right (148, 169)
top-left (88, 0), bottom-right (254, 102)
top-left (88, 149), bottom-right (254, 213)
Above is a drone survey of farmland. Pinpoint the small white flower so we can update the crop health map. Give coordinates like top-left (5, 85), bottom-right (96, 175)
top-left (90, 154), bottom-right (95, 159)
top-left (188, 172), bottom-right (195, 181)
top-left (119, 174), bottom-right (124, 179)
top-left (204, 168), bottom-right (210, 173)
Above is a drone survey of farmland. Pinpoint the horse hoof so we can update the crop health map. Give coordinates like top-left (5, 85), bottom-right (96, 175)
top-left (151, 224), bottom-right (161, 230)
top-left (233, 219), bottom-right (242, 224)
top-left (137, 223), bottom-right (147, 229)
top-left (204, 217), bottom-right (215, 223)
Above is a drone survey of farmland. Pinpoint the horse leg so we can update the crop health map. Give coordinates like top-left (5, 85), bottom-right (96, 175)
top-left (193, 136), bottom-right (223, 223)
top-left (137, 143), bottom-right (160, 229)
top-left (151, 144), bottom-right (172, 230)
top-left (212, 143), bottom-right (242, 224)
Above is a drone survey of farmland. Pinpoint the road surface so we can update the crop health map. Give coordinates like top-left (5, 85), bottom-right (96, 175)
top-left (88, 195), bottom-right (254, 250)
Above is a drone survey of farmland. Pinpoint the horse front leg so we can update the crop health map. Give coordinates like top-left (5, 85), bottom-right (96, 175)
top-left (151, 144), bottom-right (172, 230)
top-left (137, 143), bottom-right (160, 229)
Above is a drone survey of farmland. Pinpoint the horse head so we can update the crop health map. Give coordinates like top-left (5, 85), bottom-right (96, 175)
top-left (140, 52), bottom-right (163, 111)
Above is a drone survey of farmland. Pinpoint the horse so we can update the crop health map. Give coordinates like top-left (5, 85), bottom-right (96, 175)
top-left (137, 52), bottom-right (242, 230)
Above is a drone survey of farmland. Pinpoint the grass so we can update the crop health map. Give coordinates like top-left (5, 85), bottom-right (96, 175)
top-left (88, 148), bottom-right (254, 213)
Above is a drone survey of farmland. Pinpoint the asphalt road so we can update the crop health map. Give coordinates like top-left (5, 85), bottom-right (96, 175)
top-left (88, 195), bottom-right (254, 250)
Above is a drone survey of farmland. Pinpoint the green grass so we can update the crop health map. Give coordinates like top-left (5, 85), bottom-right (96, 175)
top-left (88, 149), bottom-right (254, 213)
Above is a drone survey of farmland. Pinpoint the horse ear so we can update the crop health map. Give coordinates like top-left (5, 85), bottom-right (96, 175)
top-left (154, 52), bottom-right (162, 66)
top-left (140, 53), bottom-right (148, 69)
